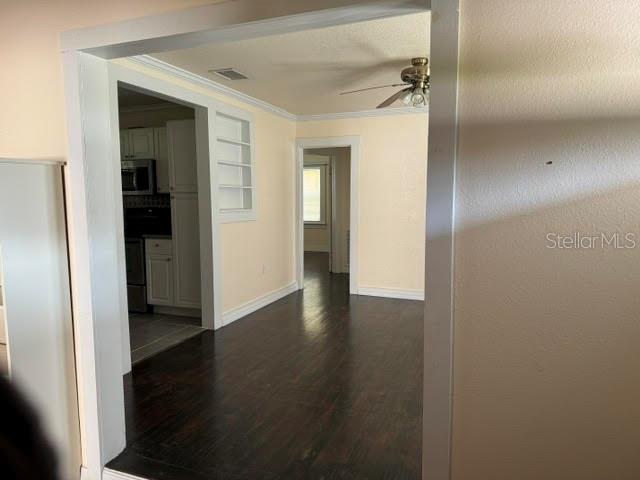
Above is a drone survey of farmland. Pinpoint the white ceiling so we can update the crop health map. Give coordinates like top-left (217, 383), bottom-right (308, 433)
top-left (150, 12), bottom-right (430, 116)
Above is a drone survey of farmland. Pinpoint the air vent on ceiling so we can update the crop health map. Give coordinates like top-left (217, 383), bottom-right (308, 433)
top-left (208, 68), bottom-right (249, 81)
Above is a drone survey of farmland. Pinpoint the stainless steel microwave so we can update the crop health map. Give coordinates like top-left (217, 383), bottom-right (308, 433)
top-left (121, 159), bottom-right (155, 196)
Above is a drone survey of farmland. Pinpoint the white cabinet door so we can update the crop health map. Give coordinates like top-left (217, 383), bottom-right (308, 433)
top-left (128, 128), bottom-right (155, 159)
top-left (119, 130), bottom-right (130, 160)
top-left (146, 255), bottom-right (174, 305)
top-left (154, 127), bottom-right (170, 193)
top-left (171, 193), bottom-right (201, 308)
top-left (167, 119), bottom-right (198, 192)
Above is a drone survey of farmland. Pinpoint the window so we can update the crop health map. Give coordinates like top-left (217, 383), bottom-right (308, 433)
top-left (304, 165), bottom-right (326, 224)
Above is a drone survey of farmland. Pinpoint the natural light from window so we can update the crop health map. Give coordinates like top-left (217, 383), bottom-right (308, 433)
top-left (303, 167), bottom-right (322, 222)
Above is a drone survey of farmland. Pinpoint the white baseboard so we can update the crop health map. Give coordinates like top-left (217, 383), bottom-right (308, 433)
top-left (304, 246), bottom-right (329, 252)
top-left (103, 468), bottom-right (150, 480)
top-left (357, 286), bottom-right (424, 301)
top-left (222, 281), bottom-right (298, 326)
top-left (153, 305), bottom-right (201, 318)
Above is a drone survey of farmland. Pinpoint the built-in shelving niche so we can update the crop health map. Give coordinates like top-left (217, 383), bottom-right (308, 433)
top-left (216, 112), bottom-right (255, 222)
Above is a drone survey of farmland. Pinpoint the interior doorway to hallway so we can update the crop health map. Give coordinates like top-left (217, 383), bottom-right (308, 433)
top-left (296, 137), bottom-right (359, 294)
top-left (302, 147), bottom-right (351, 280)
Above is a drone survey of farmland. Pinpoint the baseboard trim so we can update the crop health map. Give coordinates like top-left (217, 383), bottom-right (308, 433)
top-left (222, 281), bottom-right (298, 326)
top-left (304, 246), bottom-right (329, 253)
top-left (153, 306), bottom-right (201, 318)
top-left (103, 468), bottom-right (150, 480)
top-left (357, 286), bottom-right (424, 301)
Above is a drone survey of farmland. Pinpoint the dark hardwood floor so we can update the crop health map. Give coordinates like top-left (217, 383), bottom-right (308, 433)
top-left (108, 252), bottom-right (423, 479)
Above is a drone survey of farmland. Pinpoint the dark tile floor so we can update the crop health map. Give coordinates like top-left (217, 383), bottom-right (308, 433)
top-left (129, 313), bottom-right (203, 364)
top-left (109, 252), bottom-right (423, 479)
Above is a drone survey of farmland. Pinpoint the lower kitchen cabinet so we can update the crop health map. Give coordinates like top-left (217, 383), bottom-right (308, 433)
top-left (145, 194), bottom-right (200, 309)
top-left (146, 246), bottom-right (174, 306)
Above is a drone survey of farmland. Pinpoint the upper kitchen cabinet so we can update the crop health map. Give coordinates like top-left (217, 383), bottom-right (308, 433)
top-left (154, 127), bottom-right (170, 193)
top-left (167, 119), bottom-right (198, 193)
top-left (121, 128), bottom-right (155, 160)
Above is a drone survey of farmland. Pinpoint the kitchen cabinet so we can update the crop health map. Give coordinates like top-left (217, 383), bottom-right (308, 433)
top-left (146, 252), bottom-right (174, 306)
top-left (167, 119), bottom-right (198, 192)
top-left (145, 238), bottom-right (174, 306)
top-left (145, 223), bottom-right (200, 310)
top-left (171, 193), bottom-right (201, 308)
top-left (154, 127), bottom-right (170, 193)
top-left (120, 128), bottom-right (155, 160)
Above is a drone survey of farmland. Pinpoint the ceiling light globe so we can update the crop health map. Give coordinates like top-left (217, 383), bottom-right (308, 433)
top-left (401, 90), bottom-right (413, 106)
top-left (411, 88), bottom-right (425, 107)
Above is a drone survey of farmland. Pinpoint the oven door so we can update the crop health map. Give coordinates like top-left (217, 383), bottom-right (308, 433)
top-left (121, 160), bottom-right (155, 195)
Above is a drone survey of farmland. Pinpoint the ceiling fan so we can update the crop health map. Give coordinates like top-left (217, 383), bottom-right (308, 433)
top-left (339, 57), bottom-right (430, 108)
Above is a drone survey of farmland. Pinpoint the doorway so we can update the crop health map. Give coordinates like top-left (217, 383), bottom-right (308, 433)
top-left (117, 85), bottom-right (205, 365)
top-left (63, 3), bottom-right (446, 477)
top-left (302, 147), bottom-right (351, 291)
top-left (296, 137), bottom-right (359, 294)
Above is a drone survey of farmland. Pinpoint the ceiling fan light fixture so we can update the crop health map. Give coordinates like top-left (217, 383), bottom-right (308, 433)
top-left (410, 87), bottom-right (426, 107)
top-left (342, 57), bottom-right (430, 109)
top-left (400, 90), bottom-right (413, 106)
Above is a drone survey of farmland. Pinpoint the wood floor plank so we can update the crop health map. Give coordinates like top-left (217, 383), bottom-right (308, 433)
top-left (108, 252), bottom-right (423, 479)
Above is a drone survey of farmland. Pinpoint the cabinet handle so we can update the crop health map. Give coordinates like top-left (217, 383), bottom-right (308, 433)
top-left (165, 257), bottom-right (172, 262)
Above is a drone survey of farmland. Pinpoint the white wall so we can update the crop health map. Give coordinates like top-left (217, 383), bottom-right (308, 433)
top-left (453, 1), bottom-right (640, 479)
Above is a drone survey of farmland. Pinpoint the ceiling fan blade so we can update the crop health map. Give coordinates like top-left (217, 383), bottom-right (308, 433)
top-left (339, 83), bottom-right (409, 95)
top-left (377, 88), bottom-right (412, 109)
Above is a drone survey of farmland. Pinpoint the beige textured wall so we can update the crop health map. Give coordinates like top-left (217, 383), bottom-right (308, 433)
top-left (0, 0), bottom-right (222, 159)
top-left (453, 1), bottom-right (640, 479)
top-left (297, 115), bottom-right (428, 293)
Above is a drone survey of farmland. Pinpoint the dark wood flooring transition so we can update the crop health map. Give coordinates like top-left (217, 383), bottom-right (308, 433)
top-left (108, 252), bottom-right (423, 479)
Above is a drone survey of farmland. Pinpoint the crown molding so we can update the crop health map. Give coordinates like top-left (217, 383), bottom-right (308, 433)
top-left (296, 105), bottom-right (428, 121)
top-left (127, 55), bottom-right (297, 120)
top-left (126, 55), bottom-right (428, 122)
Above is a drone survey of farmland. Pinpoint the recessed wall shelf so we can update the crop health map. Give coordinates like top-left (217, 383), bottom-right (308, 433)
top-left (217, 136), bottom-right (251, 147)
top-left (215, 110), bottom-right (255, 222)
top-left (217, 160), bottom-right (251, 167)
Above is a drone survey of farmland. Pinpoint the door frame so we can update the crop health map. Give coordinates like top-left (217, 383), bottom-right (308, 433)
top-left (295, 137), bottom-right (359, 294)
top-left (109, 65), bottom-right (221, 355)
top-left (60, 1), bottom-right (458, 479)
